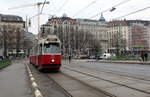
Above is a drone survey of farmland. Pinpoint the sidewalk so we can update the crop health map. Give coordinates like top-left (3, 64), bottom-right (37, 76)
top-left (0, 60), bottom-right (32, 97)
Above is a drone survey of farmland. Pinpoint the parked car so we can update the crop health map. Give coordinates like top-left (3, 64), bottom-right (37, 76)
top-left (79, 55), bottom-right (89, 59)
top-left (0, 49), bottom-right (4, 61)
top-left (89, 55), bottom-right (96, 59)
top-left (99, 53), bottom-right (111, 59)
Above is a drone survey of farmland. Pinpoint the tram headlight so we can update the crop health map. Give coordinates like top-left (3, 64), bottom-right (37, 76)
top-left (51, 59), bottom-right (55, 62)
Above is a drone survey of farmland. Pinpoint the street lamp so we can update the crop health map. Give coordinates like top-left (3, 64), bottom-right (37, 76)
top-left (110, 7), bottom-right (116, 12)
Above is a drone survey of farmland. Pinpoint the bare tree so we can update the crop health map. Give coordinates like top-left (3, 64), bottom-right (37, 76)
top-left (112, 32), bottom-right (126, 57)
top-left (50, 24), bottom-right (102, 56)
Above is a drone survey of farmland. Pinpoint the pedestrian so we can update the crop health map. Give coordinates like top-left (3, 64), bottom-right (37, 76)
top-left (144, 52), bottom-right (148, 62)
top-left (69, 55), bottom-right (71, 63)
top-left (140, 51), bottom-right (144, 62)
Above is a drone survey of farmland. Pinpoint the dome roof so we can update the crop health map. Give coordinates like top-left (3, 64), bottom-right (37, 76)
top-left (62, 13), bottom-right (67, 17)
top-left (99, 13), bottom-right (106, 22)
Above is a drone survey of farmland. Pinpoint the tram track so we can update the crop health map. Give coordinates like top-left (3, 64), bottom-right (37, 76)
top-left (28, 61), bottom-right (150, 97)
top-left (48, 71), bottom-right (115, 97)
top-left (71, 64), bottom-right (150, 83)
top-left (62, 65), bottom-right (150, 97)
top-left (86, 61), bottom-right (150, 82)
top-left (28, 63), bottom-right (115, 97)
top-left (28, 64), bottom-right (72, 97)
top-left (74, 60), bottom-right (150, 82)
top-left (91, 67), bottom-right (150, 82)
top-left (47, 74), bottom-right (73, 97)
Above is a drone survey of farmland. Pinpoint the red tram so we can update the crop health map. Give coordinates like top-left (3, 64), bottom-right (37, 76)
top-left (29, 35), bottom-right (61, 70)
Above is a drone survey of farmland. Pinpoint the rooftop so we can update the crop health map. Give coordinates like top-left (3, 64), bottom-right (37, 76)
top-left (0, 14), bottom-right (23, 22)
top-left (99, 13), bottom-right (106, 22)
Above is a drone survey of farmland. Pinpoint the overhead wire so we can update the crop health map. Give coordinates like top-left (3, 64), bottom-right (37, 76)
top-left (40, 0), bottom-right (47, 14)
top-left (90, 0), bottom-right (132, 18)
top-left (113, 0), bottom-right (132, 8)
top-left (72, 0), bottom-right (99, 18)
top-left (114, 6), bottom-right (150, 19)
top-left (55, 0), bottom-right (69, 14)
top-left (27, 0), bottom-right (49, 20)
top-left (29, 13), bottom-right (41, 19)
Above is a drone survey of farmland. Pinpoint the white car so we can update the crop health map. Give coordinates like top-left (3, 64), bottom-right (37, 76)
top-left (0, 48), bottom-right (4, 60)
top-left (100, 53), bottom-right (111, 59)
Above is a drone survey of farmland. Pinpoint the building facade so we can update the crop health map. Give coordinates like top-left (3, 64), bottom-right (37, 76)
top-left (107, 20), bottom-right (129, 53)
top-left (0, 14), bottom-right (25, 58)
top-left (40, 14), bottom-right (77, 54)
top-left (107, 20), bottom-right (150, 54)
top-left (76, 17), bottom-right (108, 54)
top-left (24, 32), bottom-right (36, 56)
top-left (40, 14), bottom-right (108, 55)
top-left (127, 20), bottom-right (150, 52)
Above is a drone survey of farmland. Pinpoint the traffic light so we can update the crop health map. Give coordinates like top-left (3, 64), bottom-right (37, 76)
top-left (41, 27), bottom-right (45, 33)
top-left (29, 19), bottom-right (31, 27)
top-left (110, 7), bottom-right (116, 12)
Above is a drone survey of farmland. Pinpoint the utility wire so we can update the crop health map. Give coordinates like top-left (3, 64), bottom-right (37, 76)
top-left (56, 0), bottom-right (69, 14)
top-left (114, 6), bottom-right (150, 19)
top-left (90, 0), bottom-right (132, 18)
top-left (73, 0), bottom-right (98, 17)
top-left (40, 0), bottom-right (47, 14)
top-left (113, 0), bottom-right (131, 8)
top-left (29, 13), bottom-right (41, 19)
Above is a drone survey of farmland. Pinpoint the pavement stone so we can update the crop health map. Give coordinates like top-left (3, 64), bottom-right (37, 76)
top-left (75, 75), bottom-right (101, 82)
top-left (128, 82), bottom-right (150, 91)
top-left (49, 73), bottom-right (88, 91)
top-left (103, 77), bottom-right (138, 85)
top-left (0, 60), bottom-right (32, 97)
top-left (104, 86), bottom-right (150, 97)
top-left (69, 89), bottom-right (107, 97)
top-left (87, 80), bottom-right (119, 89)
top-left (49, 72), bottom-right (109, 97)
top-left (63, 60), bottom-right (150, 97)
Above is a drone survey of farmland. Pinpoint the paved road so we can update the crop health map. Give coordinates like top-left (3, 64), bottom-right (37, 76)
top-left (63, 60), bottom-right (150, 81)
top-left (0, 60), bottom-right (32, 97)
top-left (62, 61), bottom-right (150, 97)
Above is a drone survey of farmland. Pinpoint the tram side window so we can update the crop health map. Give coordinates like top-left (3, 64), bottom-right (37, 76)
top-left (44, 44), bottom-right (61, 54)
top-left (35, 46), bottom-right (37, 55)
top-left (39, 44), bottom-right (43, 55)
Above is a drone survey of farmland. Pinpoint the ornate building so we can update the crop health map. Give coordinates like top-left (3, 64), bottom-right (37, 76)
top-left (0, 14), bottom-right (25, 57)
top-left (40, 14), bottom-right (77, 54)
top-left (40, 14), bottom-right (108, 55)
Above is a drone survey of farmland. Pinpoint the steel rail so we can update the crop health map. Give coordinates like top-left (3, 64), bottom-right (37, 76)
top-left (47, 74), bottom-right (73, 97)
top-left (64, 66), bottom-right (150, 95)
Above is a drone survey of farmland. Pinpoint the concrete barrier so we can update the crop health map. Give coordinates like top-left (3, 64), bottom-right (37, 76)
top-left (25, 64), bottom-right (44, 97)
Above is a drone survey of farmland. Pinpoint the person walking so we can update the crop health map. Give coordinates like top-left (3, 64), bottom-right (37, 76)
top-left (140, 51), bottom-right (144, 62)
top-left (69, 55), bottom-right (71, 63)
top-left (144, 52), bottom-right (148, 62)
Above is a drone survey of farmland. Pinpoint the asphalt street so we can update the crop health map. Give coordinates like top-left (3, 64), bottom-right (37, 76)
top-left (64, 60), bottom-right (150, 81)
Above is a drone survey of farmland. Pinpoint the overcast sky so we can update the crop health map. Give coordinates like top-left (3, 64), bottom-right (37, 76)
top-left (0, 0), bottom-right (150, 34)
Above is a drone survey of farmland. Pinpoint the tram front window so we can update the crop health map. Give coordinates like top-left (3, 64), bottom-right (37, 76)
top-left (44, 44), bottom-right (61, 54)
